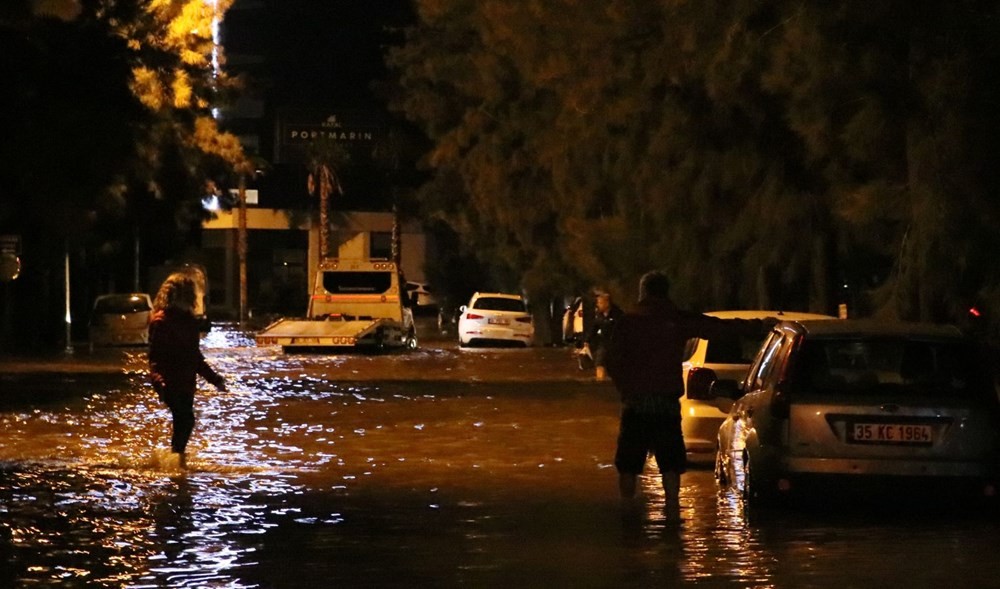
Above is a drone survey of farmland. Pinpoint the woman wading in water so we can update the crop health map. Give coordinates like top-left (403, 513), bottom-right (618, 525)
top-left (148, 273), bottom-right (226, 469)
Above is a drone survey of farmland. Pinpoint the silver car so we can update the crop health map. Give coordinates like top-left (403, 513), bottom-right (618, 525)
top-left (680, 310), bottom-right (835, 462)
top-left (694, 319), bottom-right (1000, 506)
top-left (88, 293), bottom-right (153, 349)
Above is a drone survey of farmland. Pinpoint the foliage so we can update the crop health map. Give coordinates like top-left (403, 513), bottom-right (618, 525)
top-left (0, 0), bottom-right (247, 349)
top-left (390, 0), bottom-right (1000, 330)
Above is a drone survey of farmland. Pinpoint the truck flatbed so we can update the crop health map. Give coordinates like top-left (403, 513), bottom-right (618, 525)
top-left (255, 317), bottom-right (381, 349)
top-left (253, 258), bottom-right (417, 353)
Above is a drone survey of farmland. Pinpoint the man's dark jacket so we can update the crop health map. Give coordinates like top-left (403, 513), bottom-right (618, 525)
top-left (606, 298), bottom-right (767, 406)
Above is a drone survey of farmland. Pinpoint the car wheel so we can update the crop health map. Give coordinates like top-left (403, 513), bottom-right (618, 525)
top-left (714, 451), bottom-right (728, 487)
top-left (740, 449), bottom-right (754, 503)
top-left (742, 449), bottom-right (776, 507)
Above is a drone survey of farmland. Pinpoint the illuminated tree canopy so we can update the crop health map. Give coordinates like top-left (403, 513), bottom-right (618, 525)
top-left (0, 0), bottom-right (247, 347)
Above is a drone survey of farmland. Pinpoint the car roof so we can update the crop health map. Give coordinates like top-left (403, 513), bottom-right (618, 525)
top-left (95, 293), bottom-right (150, 302)
top-left (472, 292), bottom-right (524, 300)
top-left (786, 319), bottom-right (964, 339)
top-left (705, 310), bottom-right (836, 321)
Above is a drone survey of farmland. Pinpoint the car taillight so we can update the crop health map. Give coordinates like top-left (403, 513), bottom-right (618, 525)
top-left (515, 317), bottom-right (532, 324)
top-left (466, 313), bottom-right (484, 320)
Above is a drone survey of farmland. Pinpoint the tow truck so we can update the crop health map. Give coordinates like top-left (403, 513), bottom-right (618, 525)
top-left (255, 258), bottom-right (417, 352)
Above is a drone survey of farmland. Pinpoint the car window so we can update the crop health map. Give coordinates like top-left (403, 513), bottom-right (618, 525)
top-left (473, 297), bottom-right (526, 312)
top-left (94, 296), bottom-right (150, 314)
top-left (759, 334), bottom-right (793, 388)
top-left (746, 331), bottom-right (784, 390)
top-left (682, 338), bottom-right (699, 362)
top-left (790, 337), bottom-right (989, 397)
top-left (704, 334), bottom-right (765, 364)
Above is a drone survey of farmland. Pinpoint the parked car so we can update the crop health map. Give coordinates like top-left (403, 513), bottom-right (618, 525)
top-left (88, 293), bottom-right (154, 349)
top-left (561, 296), bottom-right (586, 345)
top-left (695, 319), bottom-right (1000, 506)
top-left (405, 281), bottom-right (437, 308)
top-left (458, 292), bottom-right (534, 347)
top-left (681, 310), bottom-right (836, 461)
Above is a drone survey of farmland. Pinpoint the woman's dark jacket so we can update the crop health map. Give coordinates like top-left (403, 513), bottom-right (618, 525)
top-left (148, 307), bottom-right (222, 399)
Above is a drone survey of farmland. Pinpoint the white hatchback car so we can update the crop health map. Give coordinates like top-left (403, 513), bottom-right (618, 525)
top-left (88, 293), bottom-right (154, 350)
top-left (458, 292), bottom-right (533, 347)
top-left (681, 310), bottom-right (836, 461)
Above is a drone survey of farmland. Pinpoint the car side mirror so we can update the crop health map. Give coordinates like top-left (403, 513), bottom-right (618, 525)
top-left (687, 367), bottom-right (742, 401)
top-left (459, 305), bottom-right (467, 313)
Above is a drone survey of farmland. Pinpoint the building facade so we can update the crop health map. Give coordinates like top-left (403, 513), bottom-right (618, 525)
top-left (203, 1), bottom-right (427, 321)
top-left (202, 208), bottom-right (428, 319)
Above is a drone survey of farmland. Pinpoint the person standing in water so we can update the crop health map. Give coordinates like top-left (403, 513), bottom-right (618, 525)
top-left (582, 291), bottom-right (623, 381)
top-left (148, 272), bottom-right (226, 469)
top-left (606, 271), bottom-right (771, 518)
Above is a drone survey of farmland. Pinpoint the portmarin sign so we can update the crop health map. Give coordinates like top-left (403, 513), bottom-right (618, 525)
top-left (275, 109), bottom-right (385, 165)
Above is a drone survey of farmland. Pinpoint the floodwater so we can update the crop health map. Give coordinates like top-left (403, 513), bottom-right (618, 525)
top-left (3, 326), bottom-right (1000, 588)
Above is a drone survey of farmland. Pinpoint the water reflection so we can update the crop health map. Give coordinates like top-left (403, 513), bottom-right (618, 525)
top-left (3, 326), bottom-right (1000, 587)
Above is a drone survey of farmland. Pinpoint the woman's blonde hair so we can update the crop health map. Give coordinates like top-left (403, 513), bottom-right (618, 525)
top-left (153, 273), bottom-right (198, 312)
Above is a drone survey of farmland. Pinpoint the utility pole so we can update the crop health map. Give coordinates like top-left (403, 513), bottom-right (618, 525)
top-left (238, 174), bottom-right (248, 325)
top-left (64, 245), bottom-right (73, 354)
top-left (133, 229), bottom-right (141, 293)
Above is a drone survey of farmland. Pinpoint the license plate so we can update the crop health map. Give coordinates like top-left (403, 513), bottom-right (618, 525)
top-left (488, 318), bottom-right (509, 325)
top-left (850, 423), bottom-right (933, 444)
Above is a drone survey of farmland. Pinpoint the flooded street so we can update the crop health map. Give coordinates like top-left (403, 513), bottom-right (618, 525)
top-left (3, 326), bottom-right (1000, 588)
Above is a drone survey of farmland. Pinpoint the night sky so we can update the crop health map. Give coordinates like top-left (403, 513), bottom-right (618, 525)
top-left (220, 0), bottom-right (417, 211)
top-left (222, 0), bottom-right (413, 109)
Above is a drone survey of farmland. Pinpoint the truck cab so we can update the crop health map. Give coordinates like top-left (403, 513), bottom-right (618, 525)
top-left (309, 259), bottom-right (411, 324)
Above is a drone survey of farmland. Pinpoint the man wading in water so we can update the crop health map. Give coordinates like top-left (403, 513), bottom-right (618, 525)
top-left (606, 271), bottom-right (772, 519)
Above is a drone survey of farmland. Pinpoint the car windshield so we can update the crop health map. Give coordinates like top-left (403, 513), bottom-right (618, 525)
top-left (790, 337), bottom-right (990, 397)
top-left (94, 296), bottom-right (150, 314)
top-left (473, 297), bottom-right (525, 312)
